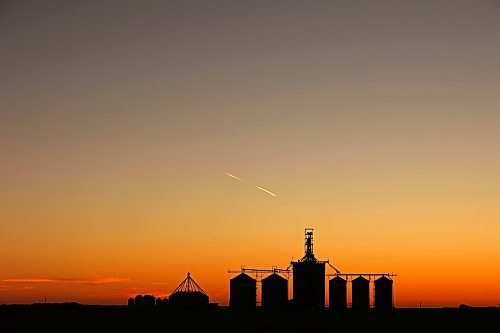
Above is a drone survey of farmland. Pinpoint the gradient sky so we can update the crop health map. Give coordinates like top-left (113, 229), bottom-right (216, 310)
top-left (1, 0), bottom-right (500, 307)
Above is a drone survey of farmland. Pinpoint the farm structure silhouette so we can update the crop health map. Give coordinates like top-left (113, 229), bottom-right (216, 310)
top-left (131, 229), bottom-right (396, 310)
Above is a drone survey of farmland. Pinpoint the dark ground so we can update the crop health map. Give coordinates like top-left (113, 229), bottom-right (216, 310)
top-left (1, 304), bottom-right (499, 333)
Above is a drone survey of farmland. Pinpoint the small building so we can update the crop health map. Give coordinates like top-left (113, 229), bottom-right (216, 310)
top-left (329, 276), bottom-right (347, 310)
top-left (127, 297), bottom-right (135, 307)
top-left (230, 273), bottom-right (256, 309)
top-left (261, 273), bottom-right (288, 309)
top-left (352, 276), bottom-right (370, 310)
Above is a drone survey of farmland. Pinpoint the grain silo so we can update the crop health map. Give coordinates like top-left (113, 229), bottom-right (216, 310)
top-left (261, 273), bottom-right (288, 309)
top-left (169, 272), bottom-right (209, 308)
top-left (352, 276), bottom-right (370, 309)
top-left (329, 276), bottom-right (347, 310)
top-left (230, 273), bottom-right (256, 309)
top-left (374, 276), bottom-right (393, 309)
top-left (291, 229), bottom-right (326, 309)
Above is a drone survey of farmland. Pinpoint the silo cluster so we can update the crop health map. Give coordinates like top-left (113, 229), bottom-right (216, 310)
top-left (229, 229), bottom-right (395, 310)
top-left (328, 275), bottom-right (394, 310)
top-left (129, 294), bottom-right (160, 309)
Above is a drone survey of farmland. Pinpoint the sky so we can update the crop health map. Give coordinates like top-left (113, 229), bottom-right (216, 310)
top-left (1, 0), bottom-right (500, 307)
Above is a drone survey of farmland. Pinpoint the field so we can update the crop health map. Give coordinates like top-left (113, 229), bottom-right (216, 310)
top-left (1, 304), bottom-right (499, 333)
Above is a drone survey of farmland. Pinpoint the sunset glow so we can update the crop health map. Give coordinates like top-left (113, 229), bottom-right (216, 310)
top-left (1, 1), bottom-right (500, 308)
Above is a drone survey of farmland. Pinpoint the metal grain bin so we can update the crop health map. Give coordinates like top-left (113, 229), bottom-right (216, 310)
top-left (169, 272), bottom-right (210, 308)
top-left (374, 276), bottom-right (393, 309)
top-left (329, 276), bottom-right (347, 310)
top-left (352, 276), bottom-right (370, 309)
top-left (262, 273), bottom-right (288, 309)
top-left (230, 273), bottom-right (256, 309)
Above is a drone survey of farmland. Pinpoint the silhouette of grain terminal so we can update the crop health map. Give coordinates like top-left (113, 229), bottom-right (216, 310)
top-left (229, 229), bottom-right (396, 310)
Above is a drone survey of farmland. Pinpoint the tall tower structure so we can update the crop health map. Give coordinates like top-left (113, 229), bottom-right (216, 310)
top-left (291, 229), bottom-right (326, 309)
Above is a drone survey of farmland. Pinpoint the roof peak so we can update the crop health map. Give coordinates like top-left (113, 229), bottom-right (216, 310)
top-left (172, 272), bottom-right (207, 295)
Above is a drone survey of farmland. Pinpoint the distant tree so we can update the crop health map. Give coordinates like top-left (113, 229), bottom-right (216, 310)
top-left (143, 295), bottom-right (156, 308)
top-left (134, 295), bottom-right (143, 308)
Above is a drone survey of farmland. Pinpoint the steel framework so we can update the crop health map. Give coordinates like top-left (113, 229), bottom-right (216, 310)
top-left (172, 272), bottom-right (207, 295)
top-left (228, 266), bottom-right (292, 280)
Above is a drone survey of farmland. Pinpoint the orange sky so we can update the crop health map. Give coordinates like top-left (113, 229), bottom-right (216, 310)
top-left (1, 1), bottom-right (500, 307)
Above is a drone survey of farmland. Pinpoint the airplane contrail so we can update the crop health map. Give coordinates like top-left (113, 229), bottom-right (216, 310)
top-left (226, 173), bottom-right (277, 197)
top-left (255, 186), bottom-right (277, 197)
top-left (225, 173), bottom-right (245, 182)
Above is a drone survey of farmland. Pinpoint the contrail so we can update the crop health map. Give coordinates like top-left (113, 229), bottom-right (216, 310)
top-left (226, 173), bottom-right (277, 197)
top-left (225, 173), bottom-right (245, 182)
top-left (255, 186), bottom-right (277, 197)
